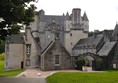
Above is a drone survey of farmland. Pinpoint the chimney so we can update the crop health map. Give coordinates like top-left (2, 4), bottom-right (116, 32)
top-left (72, 8), bottom-right (81, 25)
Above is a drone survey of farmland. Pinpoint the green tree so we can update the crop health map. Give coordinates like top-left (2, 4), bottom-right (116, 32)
top-left (75, 58), bottom-right (85, 70)
top-left (0, 40), bottom-right (5, 53)
top-left (0, 0), bottom-right (37, 40)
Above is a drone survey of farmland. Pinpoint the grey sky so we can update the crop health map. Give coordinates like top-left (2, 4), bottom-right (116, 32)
top-left (35, 0), bottom-right (118, 31)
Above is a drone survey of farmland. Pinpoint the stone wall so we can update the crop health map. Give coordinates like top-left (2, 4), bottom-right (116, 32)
top-left (64, 30), bottom-right (88, 55)
top-left (24, 28), bottom-right (40, 68)
top-left (41, 41), bottom-right (71, 71)
top-left (5, 44), bottom-right (24, 70)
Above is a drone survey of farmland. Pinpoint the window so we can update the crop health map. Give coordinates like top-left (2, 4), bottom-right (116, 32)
top-left (55, 55), bottom-right (60, 66)
top-left (71, 42), bottom-right (73, 45)
top-left (70, 33), bottom-right (72, 36)
top-left (26, 59), bottom-right (30, 66)
top-left (26, 44), bottom-right (31, 54)
top-left (48, 35), bottom-right (51, 39)
top-left (6, 44), bottom-right (9, 52)
top-left (6, 62), bottom-right (8, 66)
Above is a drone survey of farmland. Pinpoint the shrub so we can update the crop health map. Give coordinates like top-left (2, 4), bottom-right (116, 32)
top-left (0, 53), bottom-right (5, 61)
top-left (75, 58), bottom-right (85, 70)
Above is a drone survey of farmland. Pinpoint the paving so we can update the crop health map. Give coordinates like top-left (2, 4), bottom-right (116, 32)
top-left (24, 68), bottom-right (54, 78)
top-left (18, 68), bottom-right (102, 78)
top-left (0, 77), bottom-right (46, 83)
top-left (0, 68), bottom-right (104, 83)
top-left (23, 68), bottom-right (80, 78)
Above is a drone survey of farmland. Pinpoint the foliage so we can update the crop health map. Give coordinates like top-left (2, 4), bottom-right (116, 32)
top-left (0, 61), bottom-right (24, 76)
top-left (0, 40), bottom-right (5, 53)
top-left (75, 58), bottom-right (85, 70)
top-left (84, 57), bottom-right (90, 66)
top-left (0, 53), bottom-right (5, 61)
top-left (47, 71), bottom-right (118, 83)
top-left (0, 0), bottom-right (37, 40)
top-left (88, 31), bottom-right (94, 37)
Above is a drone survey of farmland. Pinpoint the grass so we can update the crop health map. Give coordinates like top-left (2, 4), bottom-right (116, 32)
top-left (0, 61), bottom-right (24, 77)
top-left (46, 71), bottom-right (118, 83)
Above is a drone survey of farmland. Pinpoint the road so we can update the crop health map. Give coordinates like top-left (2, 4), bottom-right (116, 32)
top-left (0, 77), bottom-right (46, 83)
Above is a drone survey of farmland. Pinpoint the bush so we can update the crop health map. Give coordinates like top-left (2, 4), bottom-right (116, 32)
top-left (0, 53), bottom-right (5, 61)
top-left (75, 58), bottom-right (85, 70)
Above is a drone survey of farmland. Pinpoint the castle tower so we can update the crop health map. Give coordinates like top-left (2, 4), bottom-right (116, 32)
top-left (81, 12), bottom-right (89, 32)
top-left (72, 8), bottom-right (81, 28)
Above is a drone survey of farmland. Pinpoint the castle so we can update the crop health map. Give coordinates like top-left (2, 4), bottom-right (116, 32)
top-left (4, 8), bottom-right (118, 70)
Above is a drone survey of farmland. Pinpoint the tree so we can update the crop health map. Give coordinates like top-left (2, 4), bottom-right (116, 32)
top-left (0, 53), bottom-right (5, 61)
top-left (0, 0), bottom-right (37, 40)
top-left (75, 58), bottom-right (85, 70)
top-left (0, 40), bottom-right (5, 53)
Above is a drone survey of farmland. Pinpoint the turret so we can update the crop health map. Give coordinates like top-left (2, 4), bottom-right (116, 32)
top-left (39, 9), bottom-right (45, 16)
top-left (65, 12), bottom-right (70, 20)
top-left (111, 23), bottom-right (118, 41)
top-left (82, 12), bottom-right (89, 21)
top-left (39, 9), bottom-right (45, 20)
top-left (81, 12), bottom-right (89, 32)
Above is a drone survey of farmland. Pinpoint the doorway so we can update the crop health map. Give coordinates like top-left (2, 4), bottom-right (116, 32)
top-left (21, 61), bottom-right (24, 69)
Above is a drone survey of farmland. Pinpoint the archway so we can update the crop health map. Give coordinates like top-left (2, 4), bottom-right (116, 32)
top-left (84, 55), bottom-right (94, 67)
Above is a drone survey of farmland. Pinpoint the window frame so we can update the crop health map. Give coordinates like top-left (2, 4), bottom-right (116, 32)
top-left (26, 44), bottom-right (31, 55)
top-left (54, 55), bottom-right (60, 66)
top-left (26, 59), bottom-right (30, 66)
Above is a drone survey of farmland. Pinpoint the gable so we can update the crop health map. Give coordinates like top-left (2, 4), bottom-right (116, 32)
top-left (41, 40), bottom-right (71, 57)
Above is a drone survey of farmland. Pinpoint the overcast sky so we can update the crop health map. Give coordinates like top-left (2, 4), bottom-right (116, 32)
top-left (35, 0), bottom-right (118, 31)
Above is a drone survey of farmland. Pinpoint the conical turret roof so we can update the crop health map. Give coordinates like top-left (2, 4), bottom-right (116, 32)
top-left (82, 12), bottom-right (89, 21)
top-left (112, 23), bottom-right (118, 37)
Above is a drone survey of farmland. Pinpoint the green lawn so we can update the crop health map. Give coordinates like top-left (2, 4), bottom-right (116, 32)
top-left (47, 71), bottom-right (118, 83)
top-left (0, 61), bottom-right (24, 77)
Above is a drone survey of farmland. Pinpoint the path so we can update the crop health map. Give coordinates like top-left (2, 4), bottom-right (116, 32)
top-left (16, 68), bottom-right (104, 83)
top-left (0, 77), bottom-right (46, 83)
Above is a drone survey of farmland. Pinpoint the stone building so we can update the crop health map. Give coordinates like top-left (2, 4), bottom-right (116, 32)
top-left (5, 28), bottom-right (40, 70)
top-left (5, 8), bottom-right (89, 70)
top-left (5, 8), bottom-right (118, 71)
top-left (72, 24), bottom-right (118, 70)
top-left (40, 34), bottom-right (71, 70)
top-left (5, 34), bottom-right (24, 70)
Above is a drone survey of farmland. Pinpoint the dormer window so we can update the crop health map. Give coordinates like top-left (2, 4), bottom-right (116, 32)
top-left (52, 19), bottom-right (55, 23)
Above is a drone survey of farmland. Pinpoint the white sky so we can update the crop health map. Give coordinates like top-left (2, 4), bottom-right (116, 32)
top-left (35, 0), bottom-right (118, 31)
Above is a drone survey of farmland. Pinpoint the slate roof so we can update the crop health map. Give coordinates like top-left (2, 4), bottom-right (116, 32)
top-left (73, 35), bottom-right (103, 49)
top-left (40, 15), bottom-right (66, 26)
top-left (39, 15), bottom-right (68, 31)
top-left (82, 12), bottom-right (89, 21)
top-left (41, 41), bottom-right (54, 55)
top-left (7, 34), bottom-right (24, 44)
top-left (98, 42), bottom-right (116, 56)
